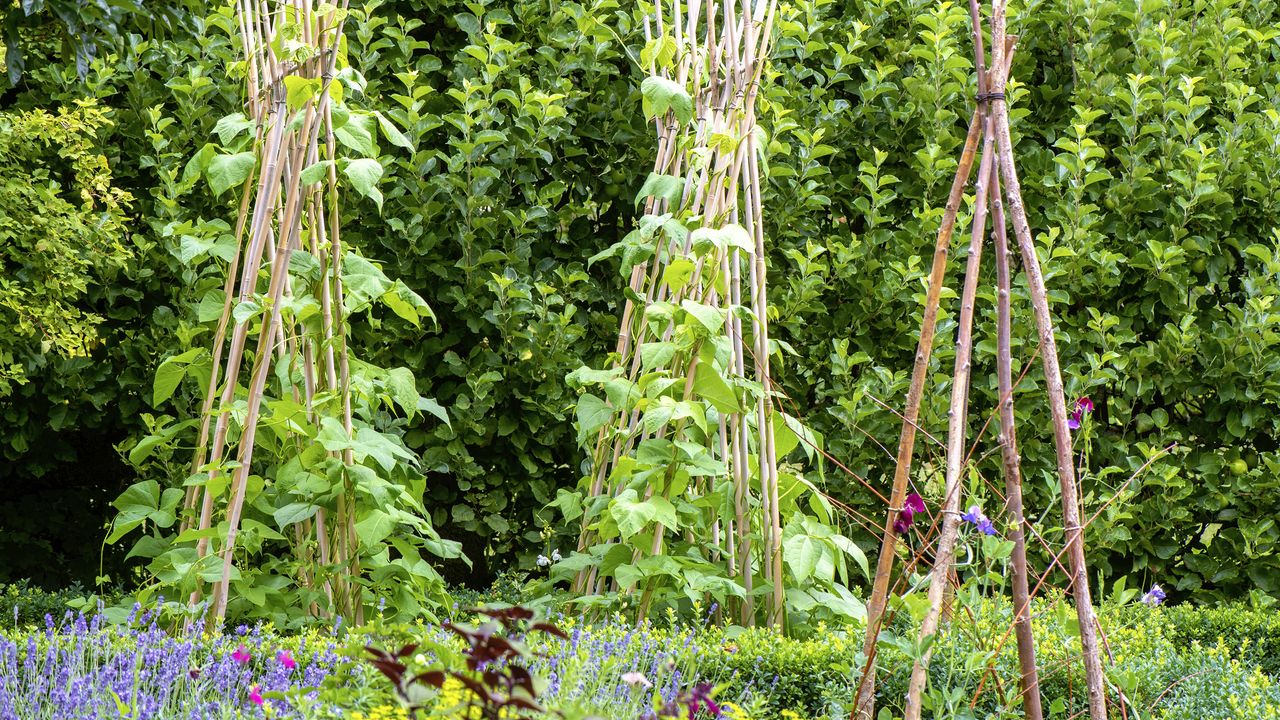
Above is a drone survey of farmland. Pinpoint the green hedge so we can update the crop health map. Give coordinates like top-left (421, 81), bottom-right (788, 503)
top-left (691, 603), bottom-right (1280, 719)
top-left (3, 0), bottom-right (1279, 603)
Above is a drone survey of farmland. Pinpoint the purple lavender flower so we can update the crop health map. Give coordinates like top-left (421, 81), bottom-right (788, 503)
top-left (0, 611), bottom-right (347, 719)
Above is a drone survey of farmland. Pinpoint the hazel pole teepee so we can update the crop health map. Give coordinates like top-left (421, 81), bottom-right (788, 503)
top-left (572, 0), bottom-right (786, 627)
top-left (856, 2), bottom-right (1107, 719)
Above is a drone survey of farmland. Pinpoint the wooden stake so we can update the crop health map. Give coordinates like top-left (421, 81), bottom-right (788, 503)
top-left (854, 108), bottom-right (981, 720)
top-left (903, 112), bottom-right (995, 720)
top-left (989, 2), bottom-right (1107, 716)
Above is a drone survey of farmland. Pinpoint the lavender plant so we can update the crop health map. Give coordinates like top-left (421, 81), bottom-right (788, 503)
top-left (0, 606), bottom-right (363, 719)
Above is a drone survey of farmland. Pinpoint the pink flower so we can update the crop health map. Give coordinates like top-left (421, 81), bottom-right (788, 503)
top-left (621, 671), bottom-right (653, 688)
top-left (904, 493), bottom-right (926, 514)
top-left (277, 650), bottom-right (296, 670)
top-left (893, 493), bottom-right (927, 535)
top-left (248, 685), bottom-right (264, 706)
top-left (1068, 396), bottom-right (1094, 431)
top-left (232, 645), bottom-right (251, 665)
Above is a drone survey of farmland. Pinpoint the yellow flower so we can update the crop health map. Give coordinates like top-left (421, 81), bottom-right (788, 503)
top-left (352, 706), bottom-right (412, 720)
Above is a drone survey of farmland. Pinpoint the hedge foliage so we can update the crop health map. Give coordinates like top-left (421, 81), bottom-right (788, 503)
top-left (1, 0), bottom-right (1278, 603)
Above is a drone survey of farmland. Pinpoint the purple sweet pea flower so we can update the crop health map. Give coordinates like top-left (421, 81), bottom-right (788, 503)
top-left (1068, 396), bottom-right (1093, 430)
top-left (961, 505), bottom-right (999, 536)
top-left (1141, 584), bottom-right (1167, 606)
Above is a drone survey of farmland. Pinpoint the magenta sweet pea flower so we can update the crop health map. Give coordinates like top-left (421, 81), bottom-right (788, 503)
top-left (894, 493), bottom-right (927, 535)
top-left (1068, 396), bottom-right (1093, 430)
top-left (904, 493), bottom-right (926, 515)
top-left (232, 645), bottom-right (251, 665)
top-left (686, 683), bottom-right (721, 718)
top-left (278, 650), bottom-right (296, 670)
top-left (248, 685), bottom-right (264, 706)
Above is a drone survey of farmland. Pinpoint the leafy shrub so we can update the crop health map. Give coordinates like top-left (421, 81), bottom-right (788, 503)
top-left (1143, 603), bottom-right (1280, 677)
top-left (4, 0), bottom-right (1280, 606)
top-left (0, 582), bottom-right (89, 627)
top-left (758, 0), bottom-right (1280, 605)
top-left (0, 100), bottom-right (132, 396)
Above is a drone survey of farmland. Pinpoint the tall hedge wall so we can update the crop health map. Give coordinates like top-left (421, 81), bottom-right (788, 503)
top-left (2, 0), bottom-right (1277, 603)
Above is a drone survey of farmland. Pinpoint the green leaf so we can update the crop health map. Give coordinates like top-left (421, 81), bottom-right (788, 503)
top-left (384, 367), bottom-right (418, 416)
top-left (343, 158), bottom-right (384, 210)
top-left (213, 113), bottom-right (254, 145)
top-left (639, 341), bottom-right (678, 370)
top-left (382, 280), bottom-right (435, 327)
top-left (153, 348), bottom-right (204, 406)
top-left (334, 113), bottom-right (377, 155)
top-left (783, 533), bottom-right (825, 584)
top-left (181, 143), bottom-right (218, 187)
top-left (196, 289), bottom-right (228, 323)
top-left (549, 489), bottom-right (584, 523)
top-left (635, 173), bottom-right (685, 208)
top-left (647, 496), bottom-right (679, 532)
top-left (832, 534), bottom-right (871, 580)
top-left (273, 502), bottom-right (319, 528)
top-left (576, 393), bottom-right (613, 438)
top-left (354, 427), bottom-right (415, 471)
top-left (680, 300), bottom-right (724, 334)
top-left (356, 509), bottom-right (396, 546)
top-left (207, 152), bottom-right (256, 196)
top-left (610, 489), bottom-right (656, 540)
top-left (692, 360), bottom-right (740, 414)
top-left (417, 397), bottom-right (451, 427)
top-left (300, 160), bottom-right (334, 186)
top-left (374, 111), bottom-right (415, 150)
top-left (662, 258), bottom-right (696, 293)
top-left (641, 76), bottom-right (694, 124)
top-left (283, 76), bottom-right (322, 111)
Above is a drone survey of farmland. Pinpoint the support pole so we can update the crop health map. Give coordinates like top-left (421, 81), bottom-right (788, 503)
top-left (988, 2), bottom-right (1108, 717)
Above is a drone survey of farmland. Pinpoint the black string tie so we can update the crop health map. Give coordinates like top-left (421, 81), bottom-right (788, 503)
top-left (976, 92), bottom-right (1006, 103)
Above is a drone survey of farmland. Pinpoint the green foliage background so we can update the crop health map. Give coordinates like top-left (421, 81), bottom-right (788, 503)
top-left (1, 0), bottom-right (1277, 604)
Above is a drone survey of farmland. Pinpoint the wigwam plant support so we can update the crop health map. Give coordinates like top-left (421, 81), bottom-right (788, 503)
top-left (552, 0), bottom-right (867, 629)
top-left (855, 2), bottom-right (1108, 719)
top-left (108, 0), bottom-right (452, 625)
